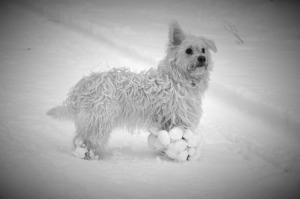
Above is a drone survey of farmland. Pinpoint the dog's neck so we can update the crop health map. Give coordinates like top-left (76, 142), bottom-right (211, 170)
top-left (157, 60), bottom-right (210, 95)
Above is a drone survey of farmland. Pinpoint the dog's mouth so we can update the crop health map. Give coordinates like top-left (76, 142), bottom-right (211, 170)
top-left (195, 63), bottom-right (207, 70)
top-left (189, 63), bottom-right (208, 72)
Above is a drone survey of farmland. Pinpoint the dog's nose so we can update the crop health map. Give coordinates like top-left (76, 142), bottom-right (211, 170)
top-left (197, 56), bottom-right (206, 64)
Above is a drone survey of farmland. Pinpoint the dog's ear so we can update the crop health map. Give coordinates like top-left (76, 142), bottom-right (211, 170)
top-left (203, 38), bottom-right (217, 53)
top-left (169, 21), bottom-right (185, 46)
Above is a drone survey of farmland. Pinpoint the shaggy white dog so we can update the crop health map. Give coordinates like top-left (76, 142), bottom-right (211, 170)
top-left (48, 22), bottom-right (217, 160)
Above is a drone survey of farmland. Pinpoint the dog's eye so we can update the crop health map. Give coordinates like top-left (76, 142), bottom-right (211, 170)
top-left (185, 48), bottom-right (193, 55)
top-left (201, 48), bottom-right (205, 53)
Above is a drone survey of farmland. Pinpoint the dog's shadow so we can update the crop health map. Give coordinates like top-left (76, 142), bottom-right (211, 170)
top-left (106, 146), bottom-right (168, 161)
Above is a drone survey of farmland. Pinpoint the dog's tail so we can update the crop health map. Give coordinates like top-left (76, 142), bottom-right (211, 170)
top-left (46, 105), bottom-right (74, 120)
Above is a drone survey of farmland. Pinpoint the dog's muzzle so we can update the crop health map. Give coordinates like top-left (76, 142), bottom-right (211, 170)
top-left (197, 56), bottom-right (206, 66)
top-left (196, 55), bottom-right (207, 69)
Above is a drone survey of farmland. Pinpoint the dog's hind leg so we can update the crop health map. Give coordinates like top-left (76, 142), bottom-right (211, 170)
top-left (73, 112), bottom-right (112, 160)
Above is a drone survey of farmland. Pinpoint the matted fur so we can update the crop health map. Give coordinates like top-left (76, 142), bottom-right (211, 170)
top-left (48, 22), bottom-right (217, 158)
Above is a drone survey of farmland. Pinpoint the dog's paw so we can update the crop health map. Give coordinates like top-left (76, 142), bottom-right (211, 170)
top-left (72, 145), bottom-right (100, 160)
top-left (85, 150), bottom-right (100, 160)
top-left (73, 146), bottom-right (88, 159)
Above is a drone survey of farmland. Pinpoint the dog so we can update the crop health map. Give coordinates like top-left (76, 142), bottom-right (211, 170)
top-left (47, 22), bottom-right (217, 159)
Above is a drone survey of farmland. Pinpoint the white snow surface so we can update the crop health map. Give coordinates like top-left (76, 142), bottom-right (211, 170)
top-left (1, 0), bottom-right (300, 199)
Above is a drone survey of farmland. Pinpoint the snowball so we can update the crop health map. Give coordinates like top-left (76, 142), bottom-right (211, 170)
top-left (169, 127), bottom-right (184, 141)
top-left (166, 140), bottom-right (188, 158)
top-left (187, 138), bottom-right (198, 147)
top-left (73, 147), bottom-right (87, 159)
top-left (154, 140), bottom-right (165, 151)
top-left (177, 150), bottom-right (189, 162)
top-left (147, 127), bottom-right (200, 162)
top-left (172, 140), bottom-right (188, 152)
top-left (165, 147), bottom-right (178, 159)
top-left (187, 147), bottom-right (196, 156)
top-left (157, 130), bottom-right (170, 146)
top-left (148, 133), bottom-right (164, 151)
top-left (183, 129), bottom-right (194, 141)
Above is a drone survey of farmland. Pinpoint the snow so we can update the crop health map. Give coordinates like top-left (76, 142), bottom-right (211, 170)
top-left (1, 0), bottom-right (300, 199)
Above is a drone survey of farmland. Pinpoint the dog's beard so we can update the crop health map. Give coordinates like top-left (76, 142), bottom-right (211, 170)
top-left (187, 63), bottom-right (207, 77)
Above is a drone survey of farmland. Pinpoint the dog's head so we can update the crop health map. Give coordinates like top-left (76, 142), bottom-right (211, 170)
top-left (164, 22), bottom-right (217, 84)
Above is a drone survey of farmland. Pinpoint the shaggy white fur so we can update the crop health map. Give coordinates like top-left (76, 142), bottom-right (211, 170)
top-left (47, 22), bottom-right (217, 160)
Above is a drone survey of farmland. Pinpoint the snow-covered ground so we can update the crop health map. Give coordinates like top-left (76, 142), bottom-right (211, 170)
top-left (0, 0), bottom-right (300, 198)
